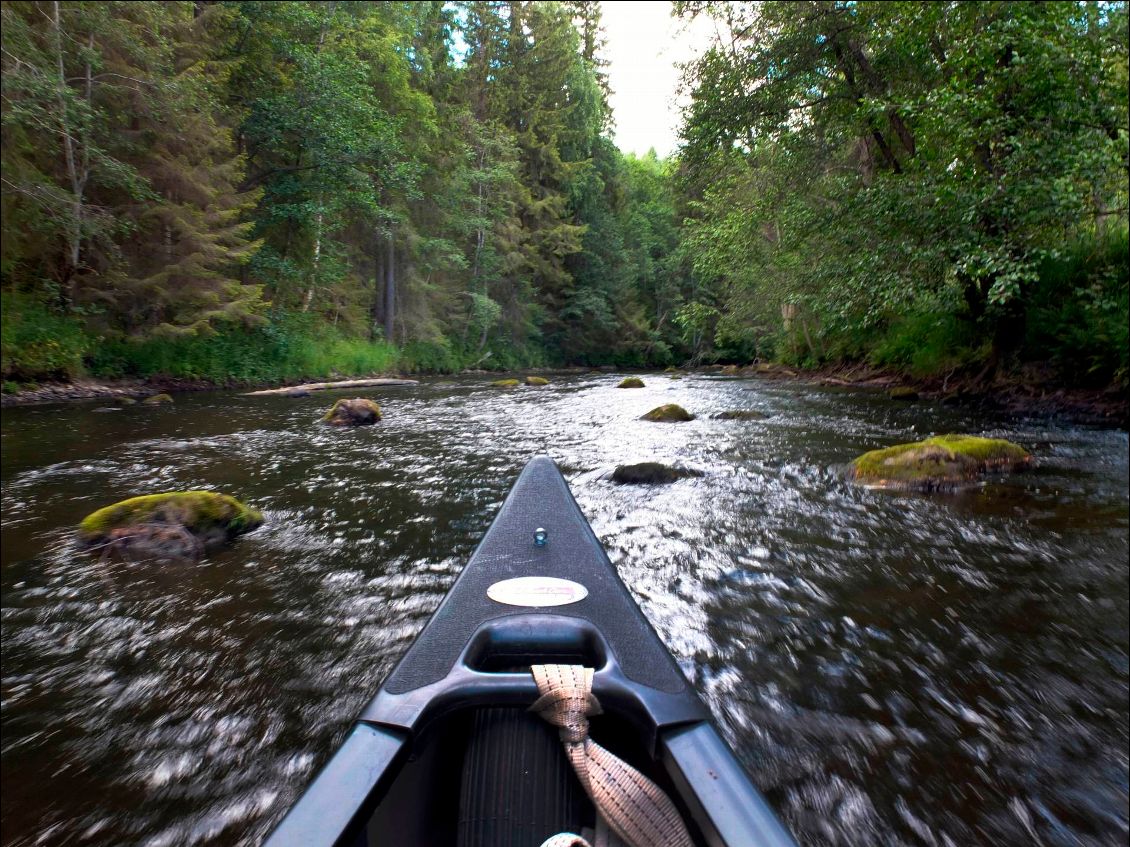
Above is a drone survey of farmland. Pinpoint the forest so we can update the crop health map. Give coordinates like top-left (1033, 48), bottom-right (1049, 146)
top-left (2, 1), bottom-right (1127, 390)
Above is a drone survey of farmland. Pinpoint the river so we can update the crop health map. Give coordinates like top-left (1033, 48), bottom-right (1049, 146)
top-left (1, 372), bottom-right (1127, 846)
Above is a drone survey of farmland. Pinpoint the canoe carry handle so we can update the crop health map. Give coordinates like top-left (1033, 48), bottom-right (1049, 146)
top-left (466, 615), bottom-right (607, 673)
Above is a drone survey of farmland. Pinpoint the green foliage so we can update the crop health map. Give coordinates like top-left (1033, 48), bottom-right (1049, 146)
top-left (868, 313), bottom-right (987, 378)
top-left (1025, 228), bottom-right (1130, 387)
top-left (399, 340), bottom-right (464, 374)
top-left (677, 0), bottom-right (1129, 382)
top-left (0, 293), bottom-right (90, 380)
top-left (87, 314), bottom-right (397, 383)
top-left (5, 0), bottom-right (1120, 392)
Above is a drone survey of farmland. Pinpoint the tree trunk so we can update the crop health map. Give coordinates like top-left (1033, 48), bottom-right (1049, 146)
top-left (383, 231), bottom-right (396, 344)
top-left (303, 207), bottom-right (323, 312)
top-left (369, 232), bottom-right (384, 341)
top-left (52, 1), bottom-right (86, 308)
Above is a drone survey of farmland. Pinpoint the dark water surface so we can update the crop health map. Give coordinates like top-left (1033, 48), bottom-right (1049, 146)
top-left (2, 373), bottom-right (1127, 846)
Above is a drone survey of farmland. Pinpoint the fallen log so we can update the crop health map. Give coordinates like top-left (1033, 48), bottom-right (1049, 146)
top-left (244, 378), bottom-right (418, 396)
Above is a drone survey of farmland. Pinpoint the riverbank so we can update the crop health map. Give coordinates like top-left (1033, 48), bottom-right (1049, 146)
top-left (3, 363), bottom-right (1126, 428)
top-left (740, 360), bottom-right (1129, 429)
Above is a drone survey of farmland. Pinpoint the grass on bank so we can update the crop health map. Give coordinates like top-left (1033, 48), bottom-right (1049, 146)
top-left (1, 299), bottom-right (544, 386)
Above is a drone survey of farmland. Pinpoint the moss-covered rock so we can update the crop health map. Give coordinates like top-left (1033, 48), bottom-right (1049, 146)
top-left (850, 434), bottom-right (1031, 490)
top-left (889, 386), bottom-right (919, 401)
top-left (611, 462), bottom-right (705, 485)
top-left (491, 378), bottom-right (520, 388)
top-left (640, 403), bottom-right (695, 422)
top-left (618, 377), bottom-right (645, 388)
top-left (719, 365), bottom-right (740, 375)
top-left (115, 396), bottom-right (138, 406)
top-left (322, 398), bottom-right (382, 426)
top-left (525, 376), bottom-right (549, 386)
top-left (78, 491), bottom-right (263, 558)
top-left (141, 393), bottom-right (173, 405)
top-left (664, 366), bottom-right (680, 373)
top-left (710, 410), bottom-right (767, 421)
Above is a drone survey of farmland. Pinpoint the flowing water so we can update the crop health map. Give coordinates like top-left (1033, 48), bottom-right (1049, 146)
top-left (1, 373), bottom-right (1127, 846)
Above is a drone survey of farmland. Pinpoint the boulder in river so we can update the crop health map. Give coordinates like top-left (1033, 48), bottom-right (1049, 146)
top-left (525, 376), bottom-right (549, 386)
top-left (618, 377), bottom-right (645, 388)
top-left (141, 393), bottom-right (173, 405)
top-left (491, 378), bottom-right (520, 388)
top-left (611, 462), bottom-right (704, 485)
top-left (115, 396), bottom-right (138, 407)
top-left (286, 388), bottom-right (312, 398)
top-left (889, 386), bottom-right (919, 401)
top-left (710, 410), bottom-right (766, 421)
top-left (640, 403), bottom-right (695, 422)
top-left (719, 365), bottom-right (740, 375)
top-left (850, 434), bottom-right (1031, 490)
top-left (322, 398), bottom-right (382, 426)
top-left (78, 491), bottom-right (263, 560)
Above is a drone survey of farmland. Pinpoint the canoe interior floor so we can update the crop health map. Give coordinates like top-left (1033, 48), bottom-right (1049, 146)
top-left (364, 705), bottom-right (703, 846)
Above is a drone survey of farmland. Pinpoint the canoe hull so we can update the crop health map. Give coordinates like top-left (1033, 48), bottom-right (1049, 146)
top-left (266, 457), bottom-right (796, 846)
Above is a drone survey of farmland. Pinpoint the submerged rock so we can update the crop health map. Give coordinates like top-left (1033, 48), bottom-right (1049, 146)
top-left (710, 410), bottom-right (766, 421)
top-left (78, 491), bottom-right (263, 559)
top-left (491, 378), bottom-right (520, 388)
top-left (141, 393), bottom-right (173, 405)
top-left (889, 386), bottom-right (919, 401)
top-left (322, 398), bottom-right (382, 426)
top-left (850, 434), bottom-right (1031, 490)
top-left (611, 462), bottom-right (704, 485)
top-left (115, 396), bottom-right (138, 407)
top-left (640, 403), bottom-right (695, 422)
top-left (525, 376), bottom-right (549, 386)
top-left (618, 377), bottom-right (645, 388)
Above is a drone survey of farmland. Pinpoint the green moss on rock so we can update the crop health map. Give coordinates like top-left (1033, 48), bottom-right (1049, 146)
top-left (850, 434), bottom-right (1031, 490)
top-left (618, 377), bottom-right (645, 388)
top-left (889, 386), bottom-right (919, 401)
top-left (78, 491), bottom-right (263, 544)
top-left (115, 396), bottom-right (138, 406)
top-left (491, 378), bottom-right (520, 387)
top-left (640, 403), bottom-right (695, 422)
top-left (322, 398), bottom-right (382, 426)
top-left (525, 376), bottom-right (549, 386)
top-left (141, 393), bottom-right (173, 405)
top-left (611, 462), bottom-right (704, 484)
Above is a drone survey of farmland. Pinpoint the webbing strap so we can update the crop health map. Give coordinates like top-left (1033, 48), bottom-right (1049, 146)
top-left (531, 665), bottom-right (694, 847)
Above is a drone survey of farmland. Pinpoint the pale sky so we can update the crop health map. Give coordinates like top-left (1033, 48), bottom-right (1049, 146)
top-left (601, 1), bottom-right (718, 158)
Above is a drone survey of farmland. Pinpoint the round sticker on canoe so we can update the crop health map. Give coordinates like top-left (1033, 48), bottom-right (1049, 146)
top-left (487, 576), bottom-right (588, 607)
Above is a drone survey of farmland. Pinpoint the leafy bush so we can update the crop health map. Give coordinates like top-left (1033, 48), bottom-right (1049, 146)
top-left (0, 292), bottom-right (90, 380)
top-left (869, 311), bottom-right (987, 377)
top-left (1025, 229), bottom-right (1129, 387)
top-left (400, 340), bottom-right (464, 374)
